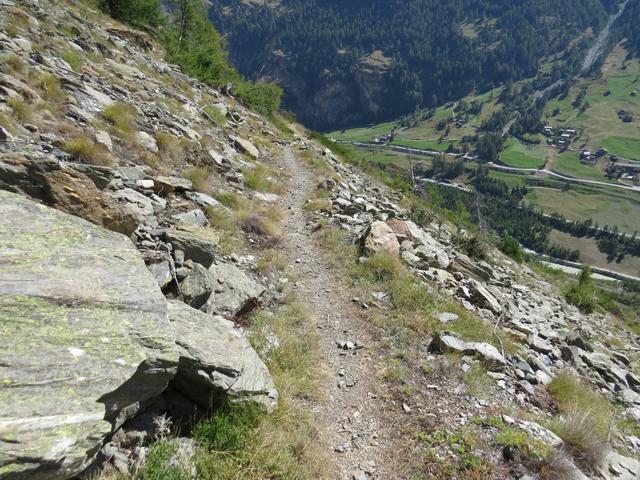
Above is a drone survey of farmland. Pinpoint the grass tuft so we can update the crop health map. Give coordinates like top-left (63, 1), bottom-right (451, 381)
top-left (0, 53), bottom-right (27, 76)
top-left (103, 102), bottom-right (136, 138)
top-left (243, 164), bottom-right (283, 193)
top-left (61, 50), bottom-right (84, 71)
top-left (547, 373), bottom-right (612, 470)
top-left (63, 135), bottom-right (112, 166)
top-left (36, 73), bottom-right (66, 102)
top-left (182, 166), bottom-right (215, 194)
top-left (7, 97), bottom-right (32, 122)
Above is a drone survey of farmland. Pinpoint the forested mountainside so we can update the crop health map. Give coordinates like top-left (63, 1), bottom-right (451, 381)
top-left (617, 0), bottom-right (640, 56)
top-left (208, 0), bottom-right (617, 130)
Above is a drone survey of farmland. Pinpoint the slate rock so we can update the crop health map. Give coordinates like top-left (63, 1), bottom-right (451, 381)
top-left (164, 227), bottom-right (219, 268)
top-left (179, 263), bottom-right (215, 309)
top-left (171, 209), bottom-right (208, 228)
top-left (154, 175), bottom-right (193, 194)
top-left (204, 262), bottom-right (265, 317)
top-left (109, 188), bottom-right (157, 224)
top-left (168, 301), bottom-right (277, 411)
top-left (230, 135), bottom-right (259, 159)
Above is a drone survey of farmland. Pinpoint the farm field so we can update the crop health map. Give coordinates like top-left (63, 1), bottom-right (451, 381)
top-left (499, 139), bottom-right (546, 168)
top-left (553, 151), bottom-right (613, 182)
top-left (549, 230), bottom-right (640, 277)
top-left (526, 186), bottom-right (640, 234)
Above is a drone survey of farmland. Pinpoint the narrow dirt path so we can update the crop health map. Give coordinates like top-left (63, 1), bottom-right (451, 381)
top-left (275, 146), bottom-right (394, 480)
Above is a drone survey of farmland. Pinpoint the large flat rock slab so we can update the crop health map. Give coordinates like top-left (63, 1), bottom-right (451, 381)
top-left (0, 190), bottom-right (176, 479)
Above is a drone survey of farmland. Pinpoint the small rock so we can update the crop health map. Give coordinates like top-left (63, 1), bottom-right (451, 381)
top-left (402, 403), bottom-right (412, 413)
top-left (136, 131), bottom-right (158, 153)
top-left (437, 312), bottom-right (459, 324)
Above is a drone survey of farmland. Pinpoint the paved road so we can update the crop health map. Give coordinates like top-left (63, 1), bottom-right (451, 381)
top-left (486, 162), bottom-right (640, 193)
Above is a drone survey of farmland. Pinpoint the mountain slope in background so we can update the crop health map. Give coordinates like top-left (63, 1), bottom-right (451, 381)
top-left (208, 0), bottom-right (618, 130)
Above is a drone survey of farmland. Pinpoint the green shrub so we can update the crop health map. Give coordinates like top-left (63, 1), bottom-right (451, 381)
top-left (454, 232), bottom-right (488, 260)
top-left (565, 267), bottom-right (598, 314)
top-left (100, 0), bottom-right (163, 28)
top-left (500, 234), bottom-right (524, 263)
top-left (236, 82), bottom-right (283, 115)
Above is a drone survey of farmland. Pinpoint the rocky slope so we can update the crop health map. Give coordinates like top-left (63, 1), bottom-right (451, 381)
top-left (0, 0), bottom-right (284, 477)
top-left (0, 1), bottom-right (639, 479)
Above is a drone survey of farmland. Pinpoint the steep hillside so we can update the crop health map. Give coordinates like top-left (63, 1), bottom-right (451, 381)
top-left (1, 1), bottom-right (640, 480)
top-left (208, 0), bottom-right (616, 129)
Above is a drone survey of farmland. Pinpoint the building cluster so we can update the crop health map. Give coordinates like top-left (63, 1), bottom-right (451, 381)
top-left (541, 125), bottom-right (576, 148)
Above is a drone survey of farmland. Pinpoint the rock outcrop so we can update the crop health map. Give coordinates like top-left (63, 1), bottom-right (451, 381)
top-left (0, 190), bottom-right (276, 479)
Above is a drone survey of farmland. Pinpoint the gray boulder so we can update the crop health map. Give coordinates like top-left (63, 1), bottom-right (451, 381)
top-left (0, 191), bottom-right (278, 479)
top-left (467, 280), bottom-right (503, 314)
top-left (171, 209), bottom-right (208, 228)
top-left (204, 262), bottom-right (265, 317)
top-left (154, 176), bottom-right (193, 195)
top-left (0, 190), bottom-right (177, 479)
top-left (179, 263), bottom-right (215, 309)
top-left (230, 135), bottom-right (259, 159)
top-left (168, 301), bottom-right (277, 411)
top-left (164, 227), bottom-right (219, 268)
top-left (429, 332), bottom-right (507, 371)
top-left (109, 188), bottom-right (157, 227)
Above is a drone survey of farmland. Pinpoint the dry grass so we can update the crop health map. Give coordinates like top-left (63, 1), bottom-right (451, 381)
top-left (0, 53), bottom-right (27, 76)
top-left (256, 249), bottom-right (289, 276)
top-left (243, 164), bottom-right (284, 193)
top-left (547, 372), bottom-right (612, 471)
top-left (303, 197), bottom-right (331, 213)
top-left (36, 73), bottom-right (66, 103)
top-left (103, 102), bottom-right (136, 138)
top-left (7, 97), bottom-right (32, 122)
top-left (61, 50), bottom-right (84, 71)
top-left (205, 206), bottom-right (244, 256)
top-left (63, 135), bottom-right (113, 166)
top-left (238, 211), bottom-right (282, 243)
top-left (182, 166), bottom-right (215, 194)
